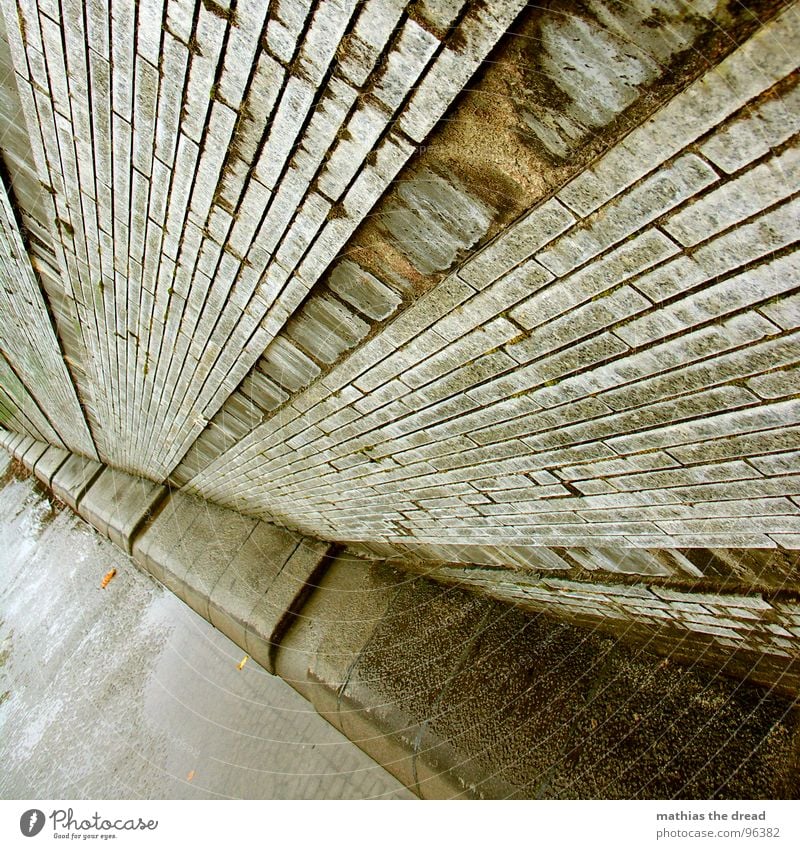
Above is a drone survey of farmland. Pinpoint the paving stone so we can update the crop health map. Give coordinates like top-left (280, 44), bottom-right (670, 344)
top-left (171, 504), bottom-right (259, 620)
top-left (6, 434), bottom-right (30, 463)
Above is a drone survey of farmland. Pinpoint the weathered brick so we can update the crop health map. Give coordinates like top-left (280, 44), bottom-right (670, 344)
top-left (663, 143), bottom-right (800, 247)
top-left (509, 229), bottom-right (676, 330)
top-left (371, 18), bottom-right (439, 111)
top-left (458, 198), bottom-right (576, 289)
top-left (700, 76), bottom-right (800, 174)
top-left (327, 259), bottom-right (402, 321)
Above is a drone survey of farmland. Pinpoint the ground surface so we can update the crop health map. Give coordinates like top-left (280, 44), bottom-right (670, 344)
top-left (0, 454), bottom-right (411, 800)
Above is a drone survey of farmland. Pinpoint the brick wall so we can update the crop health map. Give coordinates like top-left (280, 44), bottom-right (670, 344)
top-left (0, 2), bottom-right (798, 576)
top-left (0, 0), bottom-right (526, 476)
top-left (396, 558), bottom-right (800, 697)
top-left (180, 5), bottom-right (800, 564)
top-left (0, 177), bottom-right (95, 453)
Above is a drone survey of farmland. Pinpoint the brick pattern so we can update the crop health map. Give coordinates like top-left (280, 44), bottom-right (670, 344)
top-left (183, 5), bottom-right (800, 558)
top-left (0, 0), bottom-right (526, 478)
top-left (0, 355), bottom-right (61, 445)
top-left (0, 175), bottom-right (95, 454)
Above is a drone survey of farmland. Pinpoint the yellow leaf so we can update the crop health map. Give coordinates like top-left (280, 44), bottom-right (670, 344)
top-left (237, 655), bottom-right (249, 671)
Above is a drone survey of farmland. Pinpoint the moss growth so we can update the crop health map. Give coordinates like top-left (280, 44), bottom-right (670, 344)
top-left (202, 0), bottom-right (236, 25)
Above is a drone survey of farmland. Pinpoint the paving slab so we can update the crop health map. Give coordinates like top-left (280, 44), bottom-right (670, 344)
top-left (276, 554), bottom-right (800, 798)
top-left (6, 432), bottom-right (27, 455)
top-left (172, 503), bottom-right (259, 621)
top-left (9, 432), bottom-right (28, 455)
top-left (274, 553), bottom-right (400, 726)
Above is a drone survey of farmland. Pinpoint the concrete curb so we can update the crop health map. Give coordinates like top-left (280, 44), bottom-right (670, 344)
top-left (50, 453), bottom-right (104, 510)
top-left (77, 467), bottom-right (167, 553)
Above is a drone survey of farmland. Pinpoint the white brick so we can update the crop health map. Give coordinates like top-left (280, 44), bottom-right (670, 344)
top-left (166, 0), bottom-right (195, 43)
top-left (701, 76), bottom-right (800, 173)
top-left (295, 0), bottom-right (358, 86)
top-left (216, 1), bottom-right (269, 109)
top-left (557, 5), bottom-right (800, 215)
top-left (371, 18), bottom-right (439, 111)
top-left (399, 0), bottom-right (527, 141)
top-left (435, 261), bottom-right (553, 342)
top-left (539, 154), bottom-right (716, 277)
top-left (254, 76), bottom-right (315, 189)
top-left (616, 250), bottom-right (800, 346)
top-left (316, 101), bottom-right (391, 200)
top-left (335, 0), bottom-right (406, 87)
top-left (403, 317), bottom-right (519, 389)
top-left (459, 198), bottom-right (576, 289)
top-left (663, 143), bottom-right (800, 247)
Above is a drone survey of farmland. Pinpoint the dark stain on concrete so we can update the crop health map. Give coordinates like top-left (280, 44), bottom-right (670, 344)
top-left (279, 556), bottom-right (800, 798)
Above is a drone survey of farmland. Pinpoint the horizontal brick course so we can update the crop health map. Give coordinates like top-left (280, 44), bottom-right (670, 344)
top-left (176, 9), bottom-right (800, 564)
top-left (2, 2), bottom-right (799, 583)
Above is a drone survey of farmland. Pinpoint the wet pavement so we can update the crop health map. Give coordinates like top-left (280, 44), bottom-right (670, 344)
top-left (0, 454), bottom-right (412, 799)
